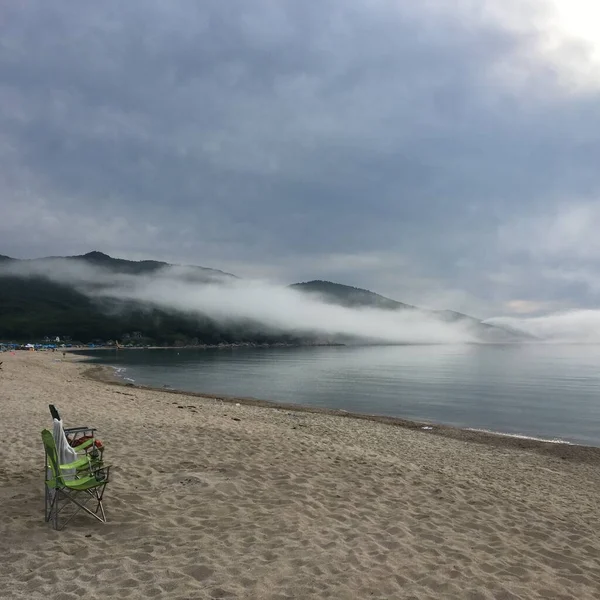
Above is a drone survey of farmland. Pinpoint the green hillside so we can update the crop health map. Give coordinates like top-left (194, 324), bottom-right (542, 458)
top-left (289, 281), bottom-right (416, 310)
top-left (0, 251), bottom-right (528, 344)
top-left (0, 252), bottom-right (286, 344)
top-left (291, 281), bottom-right (529, 342)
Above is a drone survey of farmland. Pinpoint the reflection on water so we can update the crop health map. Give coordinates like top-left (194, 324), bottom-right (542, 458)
top-left (85, 344), bottom-right (600, 446)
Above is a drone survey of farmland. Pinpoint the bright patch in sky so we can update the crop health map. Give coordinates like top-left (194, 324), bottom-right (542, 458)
top-left (551, 0), bottom-right (600, 61)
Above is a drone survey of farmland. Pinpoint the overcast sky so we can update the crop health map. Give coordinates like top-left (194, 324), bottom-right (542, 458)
top-left (1, 0), bottom-right (600, 317)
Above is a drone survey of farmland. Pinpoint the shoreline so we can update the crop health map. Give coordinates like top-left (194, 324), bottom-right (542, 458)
top-left (83, 361), bottom-right (600, 465)
top-left (66, 342), bottom-right (347, 351)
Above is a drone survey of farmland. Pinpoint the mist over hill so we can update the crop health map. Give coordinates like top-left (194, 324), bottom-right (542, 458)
top-left (0, 251), bottom-right (528, 345)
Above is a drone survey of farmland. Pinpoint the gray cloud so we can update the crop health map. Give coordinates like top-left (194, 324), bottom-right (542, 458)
top-left (2, 0), bottom-right (600, 317)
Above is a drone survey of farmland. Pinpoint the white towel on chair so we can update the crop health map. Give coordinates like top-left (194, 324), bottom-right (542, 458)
top-left (53, 418), bottom-right (78, 480)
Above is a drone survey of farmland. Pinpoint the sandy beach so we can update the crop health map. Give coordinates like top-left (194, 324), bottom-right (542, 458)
top-left (1, 351), bottom-right (600, 600)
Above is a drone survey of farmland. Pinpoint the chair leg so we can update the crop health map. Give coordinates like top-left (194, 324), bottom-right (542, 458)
top-left (59, 487), bottom-right (108, 527)
top-left (87, 484), bottom-right (107, 522)
top-left (45, 488), bottom-right (59, 529)
top-left (47, 489), bottom-right (60, 530)
top-left (44, 486), bottom-right (49, 521)
top-left (45, 480), bottom-right (109, 530)
top-left (94, 485), bottom-right (107, 521)
top-left (54, 492), bottom-right (59, 530)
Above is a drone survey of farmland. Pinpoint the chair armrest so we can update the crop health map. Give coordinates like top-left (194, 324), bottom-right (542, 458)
top-left (90, 464), bottom-right (111, 483)
top-left (59, 456), bottom-right (92, 470)
top-left (64, 427), bottom-right (95, 435)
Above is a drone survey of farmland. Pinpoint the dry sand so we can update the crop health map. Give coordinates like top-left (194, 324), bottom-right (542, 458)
top-left (1, 351), bottom-right (600, 600)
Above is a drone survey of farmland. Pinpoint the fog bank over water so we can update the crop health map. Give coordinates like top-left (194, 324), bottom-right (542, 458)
top-left (0, 260), bottom-right (476, 344)
top-left (6, 258), bottom-right (600, 344)
top-left (485, 310), bottom-right (600, 343)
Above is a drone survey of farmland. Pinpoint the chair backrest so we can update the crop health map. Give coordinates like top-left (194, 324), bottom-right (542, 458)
top-left (41, 429), bottom-right (64, 488)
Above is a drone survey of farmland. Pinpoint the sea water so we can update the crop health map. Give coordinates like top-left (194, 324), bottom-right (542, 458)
top-left (84, 344), bottom-right (600, 446)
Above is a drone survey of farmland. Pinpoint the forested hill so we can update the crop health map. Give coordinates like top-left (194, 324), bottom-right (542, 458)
top-left (47, 250), bottom-right (235, 280)
top-left (289, 281), bottom-right (417, 310)
top-left (290, 280), bottom-right (528, 341)
top-left (0, 252), bottom-right (253, 344)
top-left (0, 251), bottom-right (528, 344)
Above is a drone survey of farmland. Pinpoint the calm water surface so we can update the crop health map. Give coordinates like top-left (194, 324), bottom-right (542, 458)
top-left (85, 344), bottom-right (600, 446)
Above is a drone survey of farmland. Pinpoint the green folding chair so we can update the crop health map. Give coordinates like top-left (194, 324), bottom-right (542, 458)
top-left (42, 429), bottom-right (111, 530)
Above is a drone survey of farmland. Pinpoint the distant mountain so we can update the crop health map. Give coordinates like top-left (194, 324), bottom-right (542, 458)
top-left (291, 280), bottom-right (531, 342)
top-left (38, 251), bottom-right (236, 281)
top-left (0, 251), bottom-right (257, 345)
top-left (0, 251), bottom-right (530, 344)
top-left (290, 281), bottom-right (417, 311)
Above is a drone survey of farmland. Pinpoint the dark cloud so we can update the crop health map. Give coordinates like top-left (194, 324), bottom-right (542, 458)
top-left (2, 0), bottom-right (600, 316)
